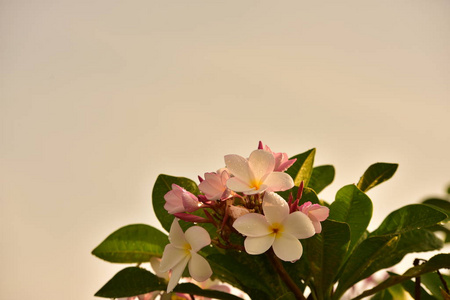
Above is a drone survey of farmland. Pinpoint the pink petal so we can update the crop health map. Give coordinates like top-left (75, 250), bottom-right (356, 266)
top-left (168, 219), bottom-right (187, 248)
top-left (244, 234), bottom-right (275, 255)
top-left (182, 192), bottom-right (200, 212)
top-left (313, 220), bottom-right (322, 233)
top-left (166, 255), bottom-right (190, 293)
top-left (159, 244), bottom-right (188, 273)
top-left (309, 206), bottom-right (330, 221)
top-left (188, 252), bottom-right (213, 282)
top-left (262, 192), bottom-right (289, 225)
top-left (224, 154), bottom-right (252, 183)
top-left (184, 226), bottom-right (211, 252)
top-left (272, 233), bottom-right (303, 262)
top-left (248, 150), bottom-right (275, 180)
top-left (263, 172), bottom-right (294, 192)
top-left (164, 190), bottom-right (184, 214)
top-left (283, 211), bottom-right (315, 239)
top-left (233, 213), bottom-right (271, 237)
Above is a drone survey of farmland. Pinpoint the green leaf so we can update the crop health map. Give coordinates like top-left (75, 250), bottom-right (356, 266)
top-left (421, 272), bottom-right (450, 300)
top-left (92, 224), bottom-right (169, 263)
top-left (309, 165), bottom-right (335, 194)
top-left (333, 235), bottom-right (400, 299)
top-left (276, 292), bottom-right (296, 300)
top-left (356, 163), bottom-right (398, 192)
top-left (402, 278), bottom-right (436, 300)
top-left (329, 184), bottom-right (373, 253)
top-left (206, 252), bottom-right (278, 299)
top-left (286, 148), bottom-right (316, 187)
top-left (303, 220), bottom-right (350, 300)
top-left (174, 283), bottom-right (245, 300)
top-left (351, 253), bottom-right (450, 300)
top-left (152, 174), bottom-right (200, 232)
top-left (95, 267), bottom-right (166, 298)
top-left (422, 198), bottom-right (450, 222)
top-left (371, 204), bottom-right (448, 236)
top-left (95, 267), bottom-right (244, 300)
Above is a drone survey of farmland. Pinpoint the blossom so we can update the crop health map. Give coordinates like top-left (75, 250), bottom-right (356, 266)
top-left (259, 142), bottom-right (297, 172)
top-left (159, 219), bottom-right (213, 293)
top-left (198, 169), bottom-right (231, 200)
top-left (225, 149), bottom-right (294, 195)
top-left (164, 184), bottom-right (200, 214)
top-left (233, 192), bottom-right (315, 262)
top-left (298, 201), bottom-right (329, 233)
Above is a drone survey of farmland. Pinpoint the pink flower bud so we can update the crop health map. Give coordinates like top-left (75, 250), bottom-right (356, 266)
top-left (164, 184), bottom-right (200, 214)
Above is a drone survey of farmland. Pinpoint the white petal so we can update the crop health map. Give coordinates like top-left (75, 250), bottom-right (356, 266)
top-left (248, 150), bottom-right (275, 180)
top-left (263, 172), bottom-right (294, 192)
top-left (244, 234), bottom-right (275, 255)
top-left (184, 226), bottom-right (211, 252)
top-left (232, 213), bottom-right (271, 237)
top-left (262, 192), bottom-right (289, 224)
top-left (168, 219), bottom-right (187, 248)
top-left (283, 211), bottom-right (316, 239)
top-left (188, 251), bottom-right (213, 282)
top-left (272, 233), bottom-right (303, 262)
top-left (224, 154), bottom-right (252, 183)
top-left (226, 177), bottom-right (252, 193)
top-left (166, 255), bottom-right (190, 293)
top-left (159, 244), bottom-right (188, 273)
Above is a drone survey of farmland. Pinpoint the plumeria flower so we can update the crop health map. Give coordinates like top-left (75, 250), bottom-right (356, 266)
top-left (164, 184), bottom-right (200, 214)
top-left (225, 149), bottom-right (294, 195)
top-left (258, 141), bottom-right (297, 172)
top-left (159, 219), bottom-right (213, 293)
top-left (233, 192), bottom-right (315, 262)
top-left (298, 201), bottom-right (329, 234)
top-left (198, 169), bottom-right (231, 200)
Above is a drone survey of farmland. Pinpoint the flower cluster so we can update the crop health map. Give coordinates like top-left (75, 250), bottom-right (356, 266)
top-left (160, 142), bottom-right (329, 292)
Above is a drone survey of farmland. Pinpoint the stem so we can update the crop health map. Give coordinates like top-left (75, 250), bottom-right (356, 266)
top-left (266, 249), bottom-right (306, 300)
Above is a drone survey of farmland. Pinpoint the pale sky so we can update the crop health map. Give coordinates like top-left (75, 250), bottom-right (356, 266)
top-left (1, 1), bottom-right (449, 299)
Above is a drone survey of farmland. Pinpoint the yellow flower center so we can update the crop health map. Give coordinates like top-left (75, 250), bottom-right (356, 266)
top-left (183, 243), bottom-right (192, 255)
top-left (250, 179), bottom-right (262, 190)
top-left (269, 223), bottom-right (284, 237)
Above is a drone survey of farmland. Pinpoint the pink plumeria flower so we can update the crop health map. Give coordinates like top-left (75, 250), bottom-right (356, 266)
top-left (259, 142), bottom-right (297, 172)
top-left (164, 184), bottom-right (200, 214)
top-left (198, 169), bottom-right (231, 200)
top-left (298, 201), bottom-right (329, 234)
top-left (233, 192), bottom-right (315, 262)
top-left (159, 219), bottom-right (213, 293)
top-left (225, 149), bottom-right (294, 195)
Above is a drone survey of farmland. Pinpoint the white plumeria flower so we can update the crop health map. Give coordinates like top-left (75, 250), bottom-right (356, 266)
top-left (159, 219), bottom-right (213, 293)
top-left (225, 149), bottom-right (294, 195)
top-left (233, 192), bottom-right (316, 262)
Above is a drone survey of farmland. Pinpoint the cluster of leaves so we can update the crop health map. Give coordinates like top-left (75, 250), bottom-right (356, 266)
top-left (92, 148), bottom-right (450, 300)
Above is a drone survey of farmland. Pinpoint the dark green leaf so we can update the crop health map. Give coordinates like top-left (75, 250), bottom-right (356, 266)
top-left (276, 292), bottom-right (296, 300)
top-left (351, 254), bottom-right (450, 300)
top-left (95, 267), bottom-right (166, 298)
top-left (422, 198), bottom-right (450, 222)
top-left (152, 174), bottom-right (200, 232)
top-left (329, 184), bottom-right (373, 253)
top-left (309, 165), bottom-right (335, 194)
top-left (92, 224), bottom-right (168, 263)
top-left (286, 148), bottom-right (316, 187)
top-left (174, 283), bottom-right (245, 300)
top-left (402, 278), bottom-right (436, 300)
top-left (357, 163), bottom-right (398, 192)
top-left (334, 235), bottom-right (400, 299)
top-left (206, 252), bottom-right (277, 299)
top-left (303, 220), bottom-right (350, 299)
top-left (421, 272), bottom-right (450, 300)
top-left (371, 204), bottom-right (448, 236)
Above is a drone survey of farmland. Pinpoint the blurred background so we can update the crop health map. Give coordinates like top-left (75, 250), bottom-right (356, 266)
top-left (1, 1), bottom-right (449, 299)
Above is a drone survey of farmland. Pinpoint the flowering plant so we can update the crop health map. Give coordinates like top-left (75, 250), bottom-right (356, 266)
top-left (93, 143), bottom-right (450, 300)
